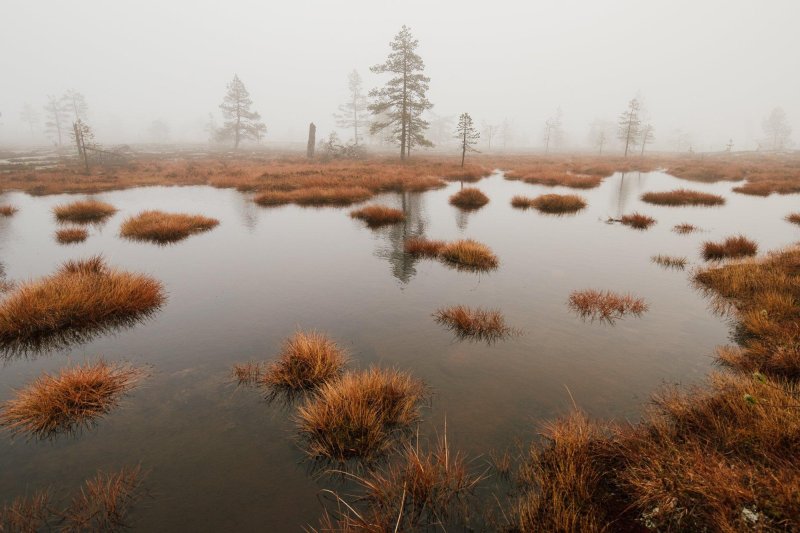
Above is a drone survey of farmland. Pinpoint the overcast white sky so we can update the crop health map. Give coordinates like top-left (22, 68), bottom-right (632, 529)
top-left (1, 0), bottom-right (798, 151)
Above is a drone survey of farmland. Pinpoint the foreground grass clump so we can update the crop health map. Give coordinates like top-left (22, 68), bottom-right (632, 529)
top-left (439, 239), bottom-right (499, 271)
top-left (349, 204), bottom-right (405, 227)
top-left (619, 212), bottom-right (656, 230)
top-left (263, 331), bottom-right (347, 398)
top-left (120, 210), bottom-right (219, 243)
top-left (650, 254), bottom-right (688, 270)
top-left (433, 305), bottom-right (518, 342)
top-left (53, 199), bottom-right (117, 223)
top-left (316, 433), bottom-right (484, 531)
top-left (673, 222), bottom-right (699, 234)
top-left (0, 205), bottom-right (18, 217)
top-left (786, 213), bottom-right (800, 226)
top-left (568, 289), bottom-right (648, 323)
top-left (641, 189), bottom-right (725, 206)
top-left (403, 237), bottom-right (446, 258)
top-left (530, 194), bottom-right (587, 214)
top-left (701, 235), bottom-right (758, 261)
top-left (296, 367), bottom-right (427, 463)
top-left (0, 361), bottom-right (144, 438)
top-left (55, 227), bottom-right (88, 244)
top-left (449, 187), bottom-right (489, 210)
top-left (0, 256), bottom-right (165, 353)
top-left (694, 246), bottom-right (800, 378)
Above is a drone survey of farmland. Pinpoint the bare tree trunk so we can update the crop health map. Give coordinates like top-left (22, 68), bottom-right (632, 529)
top-left (461, 131), bottom-right (466, 167)
top-left (307, 122), bottom-right (316, 159)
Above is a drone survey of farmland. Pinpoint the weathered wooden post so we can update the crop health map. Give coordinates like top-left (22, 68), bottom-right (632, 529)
top-left (306, 122), bottom-right (316, 159)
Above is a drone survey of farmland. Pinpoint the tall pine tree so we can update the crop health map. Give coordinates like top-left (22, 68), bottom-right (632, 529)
top-left (218, 75), bottom-right (266, 149)
top-left (454, 113), bottom-right (480, 167)
top-left (617, 98), bottom-right (641, 157)
top-left (369, 25), bottom-right (433, 160)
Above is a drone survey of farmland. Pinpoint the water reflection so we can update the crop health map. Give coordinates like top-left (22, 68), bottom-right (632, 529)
top-left (374, 191), bottom-right (428, 284)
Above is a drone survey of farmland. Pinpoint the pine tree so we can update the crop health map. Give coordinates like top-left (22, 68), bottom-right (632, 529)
top-left (43, 95), bottom-right (70, 146)
top-left (61, 90), bottom-right (89, 121)
top-left (617, 98), bottom-right (641, 157)
top-left (218, 75), bottom-right (266, 149)
top-left (639, 123), bottom-right (655, 155)
top-left (762, 107), bottom-right (792, 151)
top-left (369, 25), bottom-right (433, 160)
top-left (543, 108), bottom-right (563, 153)
top-left (334, 70), bottom-right (368, 146)
top-left (454, 113), bottom-right (480, 167)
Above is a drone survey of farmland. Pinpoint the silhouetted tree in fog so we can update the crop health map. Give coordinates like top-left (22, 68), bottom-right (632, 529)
top-left (369, 25), bottom-right (433, 160)
top-left (455, 113), bottom-right (480, 167)
top-left (61, 90), bottom-right (88, 121)
top-left (588, 119), bottom-right (613, 155)
top-left (482, 121), bottom-right (498, 150)
top-left (427, 112), bottom-right (455, 147)
top-left (43, 95), bottom-right (69, 146)
top-left (617, 98), bottom-right (641, 157)
top-left (71, 119), bottom-right (94, 173)
top-left (334, 70), bottom-right (368, 146)
top-left (543, 108), bottom-right (563, 153)
top-left (639, 123), bottom-right (654, 155)
top-left (761, 107), bottom-right (792, 151)
top-left (218, 75), bottom-right (266, 149)
top-left (20, 104), bottom-right (39, 139)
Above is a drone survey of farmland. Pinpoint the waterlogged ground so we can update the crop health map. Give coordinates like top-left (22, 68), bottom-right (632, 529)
top-left (0, 170), bottom-right (798, 530)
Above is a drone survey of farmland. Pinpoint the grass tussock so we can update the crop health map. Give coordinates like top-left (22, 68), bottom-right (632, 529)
top-left (0, 256), bottom-right (165, 353)
top-left (641, 189), bottom-right (725, 206)
top-left (263, 331), bottom-right (347, 398)
top-left (0, 205), bottom-right (18, 217)
top-left (568, 289), bottom-right (648, 324)
top-left (296, 367), bottom-right (427, 463)
top-left (673, 222), bottom-right (700, 234)
top-left (433, 305), bottom-right (518, 342)
top-left (449, 187), bottom-right (489, 210)
top-left (650, 254), bottom-right (688, 270)
top-left (0, 361), bottom-right (144, 439)
top-left (0, 490), bottom-right (52, 532)
top-left (786, 213), bottom-right (800, 226)
top-left (254, 186), bottom-right (372, 207)
top-left (315, 432), bottom-right (485, 531)
top-left (403, 237), bottom-right (446, 258)
top-left (439, 239), bottom-right (499, 271)
top-left (52, 199), bottom-right (117, 223)
top-left (61, 465), bottom-right (146, 532)
top-left (510, 195), bottom-right (536, 209)
top-left (120, 210), bottom-right (219, 243)
top-left (505, 169), bottom-right (604, 189)
top-left (619, 212), bottom-right (656, 230)
top-left (55, 227), bottom-right (88, 244)
top-left (530, 194), bottom-right (587, 214)
top-left (349, 205), bottom-right (405, 227)
top-left (701, 235), bottom-right (758, 261)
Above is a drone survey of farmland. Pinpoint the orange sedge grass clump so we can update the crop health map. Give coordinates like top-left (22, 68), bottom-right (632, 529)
top-left (316, 432), bottom-right (485, 531)
top-left (55, 227), bottom-right (88, 244)
top-left (232, 361), bottom-right (263, 386)
top-left (254, 186), bottom-right (372, 207)
top-left (530, 194), bottom-right (587, 214)
top-left (349, 204), bottom-right (405, 227)
top-left (403, 237), bottom-right (446, 258)
top-left (0, 361), bottom-right (145, 439)
top-left (641, 189), bottom-right (725, 206)
top-left (438, 239), bottom-right (499, 271)
top-left (505, 169), bottom-right (604, 189)
top-left (120, 210), bottom-right (219, 243)
top-left (449, 187), bottom-right (489, 210)
top-left (619, 212), bottom-right (656, 230)
top-left (510, 195), bottom-right (535, 209)
top-left (263, 331), bottom-right (347, 398)
top-left (0, 256), bottom-right (165, 353)
top-left (0, 205), bottom-right (18, 217)
top-left (568, 289), bottom-right (648, 323)
top-left (52, 199), bottom-right (117, 223)
top-left (701, 235), bottom-right (758, 261)
top-left (650, 254), bottom-right (688, 270)
top-left (296, 367), bottom-right (427, 463)
top-left (673, 222), bottom-right (699, 234)
top-left (0, 490), bottom-right (52, 532)
top-left (61, 465), bottom-right (146, 532)
top-left (786, 213), bottom-right (800, 225)
top-left (433, 305), bottom-right (518, 342)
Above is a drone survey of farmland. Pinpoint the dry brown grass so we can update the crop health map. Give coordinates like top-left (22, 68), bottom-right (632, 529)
top-left (665, 155), bottom-right (800, 196)
top-left (673, 222), bottom-right (700, 234)
top-left (619, 212), bottom-right (656, 230)
top-left (52, 199), bottom-right (117, 223)
top-left (449, 187), bottom-right (489, 210)
top-left (61, 465), bottom-right (146, 532)
top-left (650, 254), bottom-right (688, 270)
top-left (0, 361), bottom-right (145, 439)
top-left (786, 213), bottom-right (800, 226)
top-left (254, 187), bottom-right (372, 207)
top-left (403, 237), bottom-right (446, 258)
top-left (296, 367), bottom-right (427, 463)
top-left (55, 227), bottom-right (88, 244)
top-left (349, 205), bottom-right (405, 227)
top-left (438, 239), bottom-right (499, 271)
top-left (0, 205), bottom-right (18, 217)
top-left (232, 361), bottom-right (263, 386)
top-left (314, 432), bottom-right (485, 531)
top-left (433, 305), bottom-right (518, 342)
top-left (568, 289), bottom-right (648, 324)
top-left (0, 256), bottom-right (165, 353)
top-left (263, 331), bottom-right (347, 398)
top-left (641, 189), bottom-right (725, 206)
top-left (701, 235), bottom-right (758, 261)
top-left (0, 490), bottom-right (52, 532)
top-left (505, 169), bottom-right (604, 189)
top-left (530, 194), bottom-right (587, 214)
top-left (120, 210), bottom-right (219, 243)
top-left (510, 195), bottom-right (535, 209)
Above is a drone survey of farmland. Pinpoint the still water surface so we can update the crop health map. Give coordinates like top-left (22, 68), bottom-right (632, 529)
top-left (0, 170), bottom-right (797, 530)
